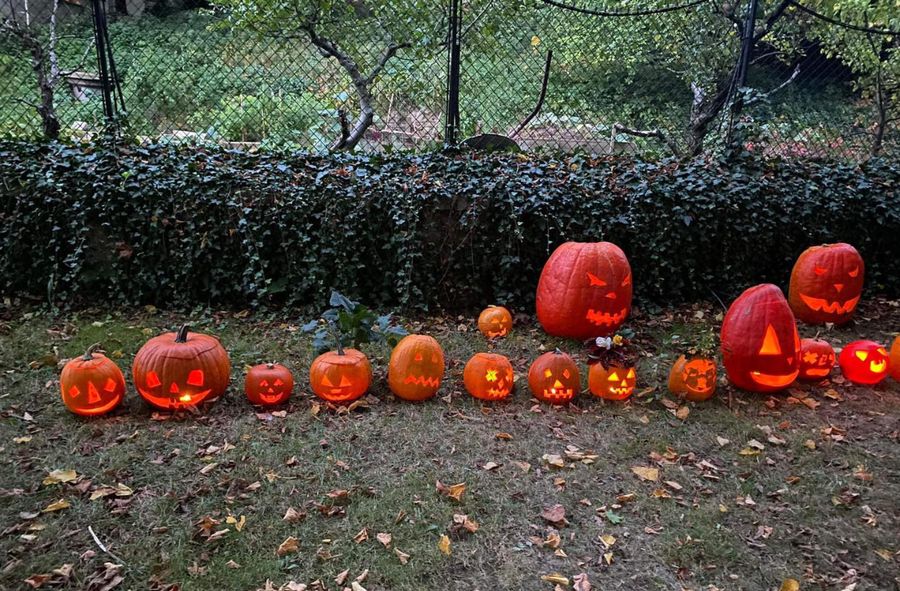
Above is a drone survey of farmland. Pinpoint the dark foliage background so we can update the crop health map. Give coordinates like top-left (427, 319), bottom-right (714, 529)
top-left (1, 140), bottom-right (897, 312)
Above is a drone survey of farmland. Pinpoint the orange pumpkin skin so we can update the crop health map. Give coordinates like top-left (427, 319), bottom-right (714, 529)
top-left (133, 325), bottom-right (231, 410)
top-left (798, 338), bottom-right (835, 381)
top-left (788, 243), bottom-right (864, 325)
top-left (388, 335), bottom-right (445, 401)
top-left (478, 306), bottom-right (513, 339)
top-left (528, 350), bottom-right (580, 404)
top-left (589, 363), bottom-right (636, 401)
top-left (245, 363), bottom-right (294, 406)
top-left (463, 353), bottom-right (514, 401)
top-left (310, 349), bottom-right (371, 404)
top-left (667, 356), bottom-right (716, 401)
top-left (536, 242), bottom-right (632, 339)
top-left (891, 336), bottom-right (900, 381)
top-left (721, 284), bottom-right (800, 393)
top-left (60, 344), bottom-right (125, 416)
top-left (839, 340), bottom-right (890, 385)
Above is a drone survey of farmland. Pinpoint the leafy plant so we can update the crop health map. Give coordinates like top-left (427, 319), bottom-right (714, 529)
top-left (302, 291), bottom-right (407, 354)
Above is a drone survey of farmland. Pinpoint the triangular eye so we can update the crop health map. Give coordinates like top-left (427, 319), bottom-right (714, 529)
top-left (321, 375), bottom-right (334, 387)
top-left (187, 370), bottom-right (205, 386)
top-left (626, 368), bottom-right (635, 378)
top-left (103, 378), bottom-right (118, 392)
top-left (608, 371), bottom-right (620, 381)
top-left (622, 274), bottom-right (632, 287)
top-left (814, 266), bottom-right (827, 276)
top-left (145, 371), bottom-right (161, 388)
top-left (587, 272), bottom-right (606, 287)
top-left (544, 369), bottom-right (553, 378)
top-left (877, 348), bottom-right (887, 356)
top-left (848, 267), bottom-right (859, 278)
top-left (273, 379), bottom-right (284, 387)
top-left (414, 353), bottom-right (423, 361)
top-left (855, 350), bottom-right (868, 361)
top-left (259, 379), bottom-right (269, 387)
top-left (339, 376), bottom-right (351, 387)
top-left (759, 325), bottom-right (782, 355)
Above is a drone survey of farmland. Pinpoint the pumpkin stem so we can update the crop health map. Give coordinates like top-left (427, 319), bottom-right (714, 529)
top-left (82, 343), bottom-right (102, 360)
top-left (174, 324), bottom-right (190, 343)
top-left (267, 362), bottom-right (276, 369)
top-left (554, 348), bottom-right (564, 355)
top-left (336, 339), bottom-right (345, 356)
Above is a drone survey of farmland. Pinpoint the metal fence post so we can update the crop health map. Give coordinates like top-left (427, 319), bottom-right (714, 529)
top-left (445, 0), bottom-right (461, 145)
top-left (735, 0), bottom-right (759, 88)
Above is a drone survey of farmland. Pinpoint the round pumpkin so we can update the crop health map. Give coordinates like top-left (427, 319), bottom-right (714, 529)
top-left (890, 336), bottom-right (900, 381)
top-left (478, 306), bottom-right (513, 339)
top-left (536, 241), bottom-right (632, 339)
top-left (589, 362), bottom-right (636, 401)
top-left (133, 324), bottom-right (231, 410)
top-left (463, 353), bottom-right (514, 401)
top-left (838, 340), bottom-right (890, 385)
top-left (667, 355), bottom-right (716, 401)
top-left (310, 348), bottom-right (371, 404)
top-left (798, 338), bottom-right (835, 381)
top-left (788, 243), bottom-right (864, 325)
top-left (245, 363), bottom-right (294, 406)
top-left (60, 344), bottom-right (126, 417)
top-left (528, 350), bottom-right (580, 404)
top-left (721, 284), bottom-right (800, 393)
top-left (388, 335), bottom-right (445, 401)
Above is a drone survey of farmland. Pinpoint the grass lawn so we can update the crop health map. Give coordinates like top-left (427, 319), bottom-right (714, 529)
top-left (1, 300), bottom-right (898, 590)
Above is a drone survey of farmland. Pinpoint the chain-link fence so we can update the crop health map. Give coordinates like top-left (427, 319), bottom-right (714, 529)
top-left (1, 0), bottom-right (897, 159)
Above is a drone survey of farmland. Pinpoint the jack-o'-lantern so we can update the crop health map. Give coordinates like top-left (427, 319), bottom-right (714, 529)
top-left (667, 356), bottom-right (716, 401)
top-left (245, 363), bottom-right (294, 406)
top-left (838, 340), bottom-right (890, 385)
top-left (536, 241), bottom-right (632, 339)
top-left (589, 363), bottom-right (636, 401)
top-left (60, 344), bottom-right (125, 416)
top-left (721, 284), bottom-right (800, 392)
top-left (478, 306), bottom-right (513, 339)
top-left (310, 348), bottom-right (371, 404)
top-left (388, 335), bottom-right (445, 401)
top-left (891, 336), bottom-right (900, 381)
top-left (798, 338), bottom-right (835, 381)
top-left (133, 324), bottom-right (231, 410)
top-left (528, 350), bottom-right (580, 404)
top-left (789, 243), bottom-right (864, 325)
top-left (463, 353), bottom-right (514, 401)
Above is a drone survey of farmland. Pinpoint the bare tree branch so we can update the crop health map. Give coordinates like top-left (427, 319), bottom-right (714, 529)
top-left (613, 122), bottom-right (681, 156)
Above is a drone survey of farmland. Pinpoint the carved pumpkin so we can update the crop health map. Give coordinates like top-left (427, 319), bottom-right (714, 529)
top-left (891, 336), bottom-right (900, 381)
top-left (838, 340), bottom-right (890, 385)
top-left (388, 335), bottom-right (445, 401)
top-left (310, 348), bottom-right (371, 404)
top-left (463, 353), bottom-right (514, 401)
top-left (798, 338), bottom-right (835, 381)
top-left (245, 363), bottom-right (294, 406)
top-left (133, 324), bottom-right (231, 410)
top-left (589, 362), bottom-right (636, 401)
top-left (536, 241), bottom-right (632, 339)
top-left (478, 306), bottom-right (513, 339)
top-left (721, 284), bottom-right (800, 392)
top-left (788, 243), bottom-right (864, 325)
top-left (667, 356), bottom-right (716, 401)
top-left (528, 350), bottom-right (580, 404)
top-left (60, 344), bottom-right (125, 416)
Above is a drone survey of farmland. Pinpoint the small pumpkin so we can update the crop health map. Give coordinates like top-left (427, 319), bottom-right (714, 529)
top-left (838, 340), bottom-right (890, 386)
top-left (788, 243), bottom-right (864, 325)
top-left (478, 306), bottom-right (513, 339)
top-left (589, 362), bottom-right (636, 401)
top-left (890, 336), bottom-right (900, 381)
top-left (463, 353), bottom-right (514, 401)
top-left (133, 324), bottom-right (231, 410)
top-left (667, 356), bottom-right (716, 401)
top-left (245, 363), bottom-right (294, 406)
top-left (798, 338), bottom-right (835, 381)
top-left (388, 335), bottom-right (445, 401)
top-left (528, 350), bottom-right (579, 404)
top-left (60, 343), bottom-right (125, 416)
top-left (310, 347), bottom-right (371, 404)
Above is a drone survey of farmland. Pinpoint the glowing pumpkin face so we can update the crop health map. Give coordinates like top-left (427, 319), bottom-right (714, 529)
top-left (721, 284), bottom-right (800, 392)
top-left (477, 306), bottom-right (513, 339)
top-left (245, 363), bottom-right (294, 406)
top-left (463, 353), bottom-right (514, 401)
top-left (388, 335), bottom-right (445, 401)
top-left (528, 350), bottom-right (580, 404)
top-left (667, 356), bottom-right (716, 401)
top-left (536, 241), bottom-right (632, 339)
top-left (310, 348), bottom-right (371, 404)
top-left (60, 344), bottom-right (126, 417)
top-left (789, 243), bottom-right (864, 325)
top-left (891, 336), bottom-right (900, 382)
top-left (589, 363), bottom-right (636, 401)
top-left (838, 340), bottom-right (890, 386)
top-left (798, 338), bottom-right (835, 381)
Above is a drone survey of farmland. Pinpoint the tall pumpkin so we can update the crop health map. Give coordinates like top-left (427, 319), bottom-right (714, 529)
top-left (133, 324), bottom-right (231, 410)
top-left (721, 284), bottom-right (800, 393)
top-left (788, 243), bottom-right (864, 325)
top-left (388, 335), bottom-right (445, 401)
top-left (60, 344), bottom-right (126, 417)
top-left (536, 241), bottom-right (632, 339)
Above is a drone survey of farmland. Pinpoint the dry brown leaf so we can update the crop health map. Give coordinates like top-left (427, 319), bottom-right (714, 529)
top-left (495, 432), bottom-right (513, 440)
top-left (779, 579), bottom-right (800, 591)
top-left (573, 572), bottom-right (591, 591)
top-left (394, 548), bottom-right (410, 564)
top-left (283, 507), bottom-right (306, 523)
top-left (542, 454), bottom-right (566, 468)
top-left (599, 534), bottom-right (616, 549)
top-left (436, 480), bottom-right (466, 502)
top-left (376, 532), bottom-right (392, 547)
top-left (540, 573), bottom-right (569, 585)
top-left (675, 405), bottom-right (690, 420)
top-left (631, 466), bottom-right (659, 481)
top-left (353, 528), bottom-right (369, 543)
top-left (452, 513), bottom-right (479, 533)
top-left (42, 499), bottom-right (70, 513)
top-left (42, 469), bottom-right (78, 486)
top-left (541, 504), bottom-right (568, 527)
top-left (334, 569), bottom-right (349, 585)
top-left (438, 534), bottom-right (451, 556)
top-left (276, 536), bottom-right (299, 557)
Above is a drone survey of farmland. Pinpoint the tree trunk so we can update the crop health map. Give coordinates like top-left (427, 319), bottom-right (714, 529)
top-left (24, 34), bottom-right (61, 140)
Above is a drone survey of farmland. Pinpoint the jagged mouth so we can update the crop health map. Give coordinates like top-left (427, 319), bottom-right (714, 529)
top-left (485, 328), bottom-right (508, 338)
top-left (803, 368), bottom-right (830, 377)
top-left (608, 386), bottom-right (633, 397)
top-left (870, 360), bottom-right (887, 373)
top-left (542, 388), bottom-right (573, 400)
top-left (486, 387), bottom-right (510, 398)
top-left (404, 375), bottom-right (441, 388)
top-left (586, 308), bottom-right (628, 326)
top-left (750, 371), bottom-right (799, 388)
top-left (799, 294), bottom-right (859, 314)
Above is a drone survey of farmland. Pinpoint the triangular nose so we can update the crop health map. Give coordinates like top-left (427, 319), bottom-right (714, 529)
top-left (553, 379), bottom-right (564, 389)
top-left (834, 283), bottom-right (844, 292)
top-left (620, 379), bottom-right (627, 386)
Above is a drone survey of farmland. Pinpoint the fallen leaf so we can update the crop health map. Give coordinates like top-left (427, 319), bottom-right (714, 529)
top-left (335, 569), bottom-right (349, 585)
top-left (573, 572), bottom-right (591, 591)
top-left (675, 405), bottom-right (690, 420)
top-left (541, 573), bottom-right (569, 585)
top-left (482, 461), bottom-right (501, 471)
top-left (438, 534), bottom-right (451, 556)
top-left (226, 514), bottom-right (246, 532)
top-left (631, 466), bottom-right (659, 481)
top-left (541, 504), bottom-right (568, 527)
top-left (542, 453), bottom-right (566, 468)
top-left (276, 536), bottom-right (299, 556)
top-left (226, 560), bottom-right (241, 569)
top-left (394, 548), bottom-right (410, 564)
top-left (436, 480), bottom-right (466, 502)
top-left (283, 507), bottom-right (306, 523)
top-left (495, 432), bottom-right (513, 440)
top-left (353, 528), bottom-right (369, 543)
top-left (42, 499), bottom-right (70, 512)
top-left (451, 513), bottom-right (479, 534)
top-left (376, 532), bottom-right (392, 547)
top-left (779, 579), bottom-right (800, 591)
top-left (716, 436), bottom-right (730, 447)
top-left (43, 469), bottom-right (78, 486)
top-left (599, 534), bottom-right (616, 548)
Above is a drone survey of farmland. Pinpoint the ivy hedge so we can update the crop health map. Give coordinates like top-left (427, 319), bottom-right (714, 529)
top-left (1, 140), bottom-right (898, 311)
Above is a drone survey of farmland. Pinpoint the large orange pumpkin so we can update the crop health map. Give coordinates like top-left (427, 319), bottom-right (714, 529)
top-left (667, 355), bottom-right (716, 401)
top-left (133, 324), bottom-right (231, 410)
top-left (388, 335), bottom-right (445, 401)
top-left (245, 363), bottom-right (294, 406)
top-left (588, 362), bottom-right (636, 401)
top-left (310, 348), bottom-right (371, 404)
top-left (536, 241), bottom-right (632, 339)
top-left (838, 340), bottom-right (890, 385)
top-left (788, 243), bottom-right (864, 325)
top-left (463, 353), bottom-right (514, 401)
top-left (891, 336), bottom-right (900, 381)
top-left (60, 344), bottom-right (126, 416)
top-left (798, 338), bottom-right (835, 381)
top-left (478, 306), bottom-right (513, 339)
top-left (528, 350), bottom-right (580, 404)
top-left (721, 284), bottom-right (800, 393)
